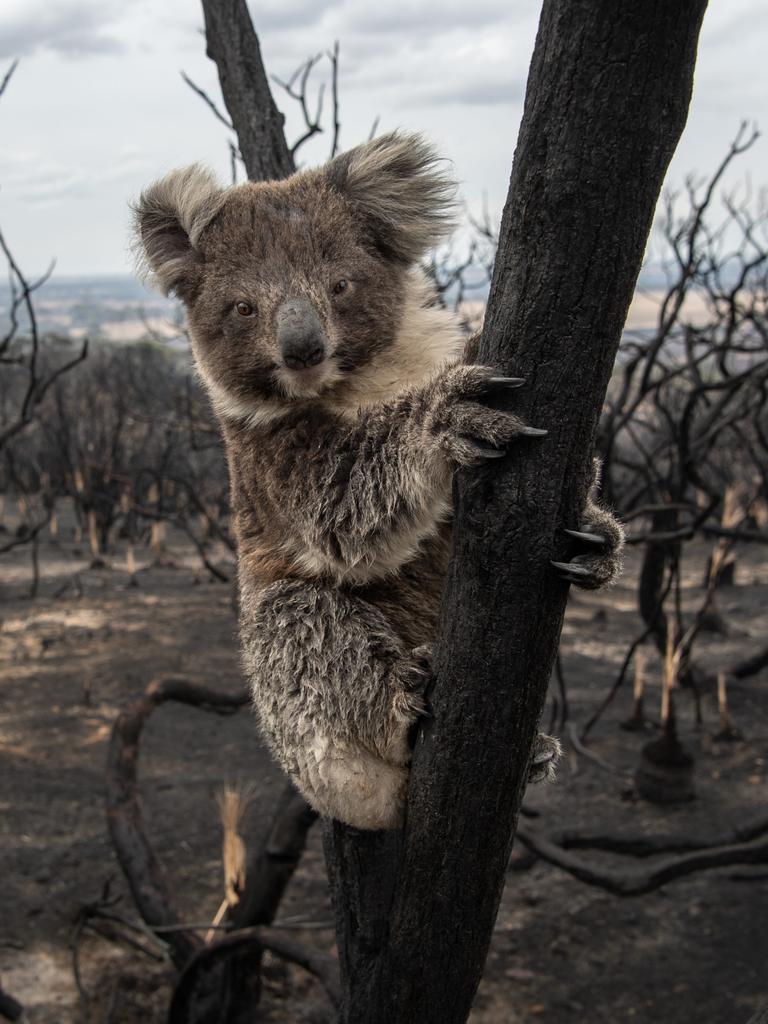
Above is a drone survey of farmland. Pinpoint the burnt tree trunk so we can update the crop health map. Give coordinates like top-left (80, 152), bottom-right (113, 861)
top-left (201, 0), bottom-right (294, 182)
top-left (324, 2), bottom-right (707, 1021)
top-left (638, 506), bottom-right (680, 655)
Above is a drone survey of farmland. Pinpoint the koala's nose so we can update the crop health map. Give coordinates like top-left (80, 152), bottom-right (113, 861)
top-left (276, 298), bottom-right (327, 370)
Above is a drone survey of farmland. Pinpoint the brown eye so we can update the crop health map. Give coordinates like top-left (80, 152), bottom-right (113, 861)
top-left (332, 279), bottom-right (348, 296)
top-left (235, 301), bottom-right (254, 317)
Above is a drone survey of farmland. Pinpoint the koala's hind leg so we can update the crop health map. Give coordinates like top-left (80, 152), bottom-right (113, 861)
top-left (240, 580), bottom-right (425, 831)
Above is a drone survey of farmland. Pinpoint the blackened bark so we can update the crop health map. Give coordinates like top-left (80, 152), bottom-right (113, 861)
top-left (638, 507), bottom-right (679, 655)
top-left (324, 2), bottom-right (707, 1021)
top-left (200, 0), bottom-right (294, 182)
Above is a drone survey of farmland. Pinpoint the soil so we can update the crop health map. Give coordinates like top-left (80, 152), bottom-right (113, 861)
top-left (1, 504), bottom-right (766, 1024)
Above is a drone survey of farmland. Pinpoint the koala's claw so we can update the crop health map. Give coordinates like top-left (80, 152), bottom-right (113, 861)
top-left (403, 664), bottom-right (431, 693)
top-left (403, 644), bottom-right (435, 697)
top-left (464, 438), bottom-right (508, 459)
top-left (553, 517), bottom-right (623, 590)
top-left (485, 376), bottom-right (526, 391)
top-left (563, 527), bottom-right (607, 548)
top-left (411, 643), bottom-right (434, 671)
top-left (429, 365), bottom-right (549, 468)
top-left (551, 559), bottom-right (601, 587)
top-left (528, 733), bottom-right (562, 784)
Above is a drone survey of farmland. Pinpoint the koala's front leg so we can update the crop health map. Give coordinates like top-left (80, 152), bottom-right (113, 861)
top-left (551, 459), bottom-right (624, 589)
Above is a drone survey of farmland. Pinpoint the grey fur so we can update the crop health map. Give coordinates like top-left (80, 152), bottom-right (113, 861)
top-left (326, 131), bottom-right (458, 263)
top-left (131, 164), bottom-right (226, 298)
top-left (133, 133), bottom-right (624, 830)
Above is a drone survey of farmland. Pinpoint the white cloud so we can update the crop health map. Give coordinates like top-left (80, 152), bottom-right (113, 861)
top-left (0, 0), bottom-right (126, 59)
top-left (0, 0), bottom-right (766, 276)
top-left (248, 0), bottom-right (343, 31)
top-left (343, 0), bottom-right (513, 34)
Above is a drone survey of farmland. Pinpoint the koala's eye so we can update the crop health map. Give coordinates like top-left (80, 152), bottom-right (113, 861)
top-left (332, 279), bottom-right (349, 296)
top-left (235, 301), bottom-right (255, 317)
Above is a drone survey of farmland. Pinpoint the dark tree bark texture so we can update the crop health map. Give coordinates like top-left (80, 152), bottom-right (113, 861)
top-left (324, 2), bottom-right (708, 1022)
top-left (201, 0), bottom-right (294, 182)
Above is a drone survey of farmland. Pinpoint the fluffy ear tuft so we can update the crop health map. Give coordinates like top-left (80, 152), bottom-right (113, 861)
top-left (131, 165), bottom-right (225, 299)
top-left (325, 131), bottom-right (457, 263)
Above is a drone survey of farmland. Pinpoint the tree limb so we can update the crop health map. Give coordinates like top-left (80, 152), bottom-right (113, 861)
top-left (547, 811), bottom-right (768, 857)
top-left (167, 926), bottom-right (340, 1022)
top-left (516, 827), bottom-right (768, 897)
top-left (105, 676), bottom-right (249, 967)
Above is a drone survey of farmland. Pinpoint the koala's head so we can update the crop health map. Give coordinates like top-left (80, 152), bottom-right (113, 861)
top-left (133, 132), bottom-right (456, 411)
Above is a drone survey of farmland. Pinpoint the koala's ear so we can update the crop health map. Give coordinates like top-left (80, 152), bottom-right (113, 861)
top-left (324, 131), bottom-right (457, 263)
top-left (132, 165), bottom-right (225, 300)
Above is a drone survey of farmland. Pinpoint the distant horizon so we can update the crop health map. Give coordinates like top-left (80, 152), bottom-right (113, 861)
top-left (0, 263), bottom-right (742, 341)
top-left (0, 261), bottom-right (683, 286)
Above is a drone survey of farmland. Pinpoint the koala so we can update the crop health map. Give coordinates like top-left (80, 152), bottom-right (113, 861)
top-left (133, 133), bottom-right (623, 830)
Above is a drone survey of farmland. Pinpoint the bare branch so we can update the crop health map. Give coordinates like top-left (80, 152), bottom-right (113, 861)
top-left (168, 926), bottom-right (340, 1022)
top-left (328, 41), bottom-right (341, 158)
top-left (105, 676), bottom-right (249, 968)
top-left (0, 58), bottom-right (18, 99)
top-left (516, 827), bottom-right (768, 897)
top-left (180, 69), bottom-right (234, 130)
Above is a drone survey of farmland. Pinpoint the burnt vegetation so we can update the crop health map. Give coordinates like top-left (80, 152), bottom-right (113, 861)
top-left (1, 3), bottom-right (767, 1023)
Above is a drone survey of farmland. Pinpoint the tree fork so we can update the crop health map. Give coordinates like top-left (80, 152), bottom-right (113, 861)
top-left (324, 2), bottom-right (708, 1021)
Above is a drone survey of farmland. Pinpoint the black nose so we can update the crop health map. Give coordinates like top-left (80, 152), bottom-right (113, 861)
top-left (276, 298), bottom-right (327, 370)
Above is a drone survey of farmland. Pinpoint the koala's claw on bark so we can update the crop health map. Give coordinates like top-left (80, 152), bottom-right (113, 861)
top-left (551, 516), bottom-right (624, 589)
top-left (486, 375), bottom-right (526, 391)
top-left (463, 439), bottom-right (508, 460)
top-left (405, 644), bottom-right (435, 697)
top-left (528, 733), bottom-right (563, 784)
top-left (552, 561), bottom-right (600, 586)
top-left (428, 365), bottom-right (547, 467)
top-left (403, 661), bottom-right (432, 696)
top-left (551, 460), bottom-right (625, 590)
top-left (563, 528), bottom-right (608, 548)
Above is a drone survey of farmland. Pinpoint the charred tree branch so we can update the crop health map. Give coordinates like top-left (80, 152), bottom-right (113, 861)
top-left (167, 926), bottom-right (340, 1023)
top-left (516, 826), bottom-right (768, 897)
top-left (105, 676), bottom-right (249, 968)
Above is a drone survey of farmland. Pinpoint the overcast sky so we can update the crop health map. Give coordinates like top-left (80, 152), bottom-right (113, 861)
top-left (0, 0), bottom-right (765, 278)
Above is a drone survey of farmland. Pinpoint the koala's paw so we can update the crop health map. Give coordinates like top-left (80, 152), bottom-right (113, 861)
top-left (393, 646), bottom-right (435, 726)
top-left (400, 644), bottom-right (434, 710)
top-left (528, 732), bottom-right (563, 784)
top-left (551, 461), bottom-right (624, 590)
top-left (425, 364), bottom-right (547, 467)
